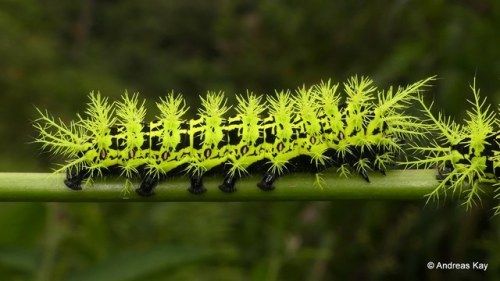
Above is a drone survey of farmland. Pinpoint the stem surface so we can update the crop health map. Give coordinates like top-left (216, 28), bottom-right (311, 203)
top-left (0, 170), bottom-right (439, 202)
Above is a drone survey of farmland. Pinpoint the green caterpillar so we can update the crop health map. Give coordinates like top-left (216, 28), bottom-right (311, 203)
top-left (34, 76), bottom-right (434, 196)
top-left (405, 79), bottom-right (500, 211)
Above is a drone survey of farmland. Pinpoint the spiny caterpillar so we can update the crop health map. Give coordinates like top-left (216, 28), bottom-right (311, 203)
top-left (34, 76), bottom-right (434, 196)
top-left (405, 79), bottom-right (500, 212)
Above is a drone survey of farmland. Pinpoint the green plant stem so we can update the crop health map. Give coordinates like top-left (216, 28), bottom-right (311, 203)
top-left (0, 170), bottom-right (441, 202)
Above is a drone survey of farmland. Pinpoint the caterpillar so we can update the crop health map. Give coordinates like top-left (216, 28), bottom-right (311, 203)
top-left (404, 79), bottom-right (500, 212)
top-left (34, 76), bottom-right (434, 196)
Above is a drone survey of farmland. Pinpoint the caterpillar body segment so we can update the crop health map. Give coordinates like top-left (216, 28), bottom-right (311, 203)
top-left (33, 76), bottom-right (435, 196)
top-left (403, 80), bottom-right (500, 210)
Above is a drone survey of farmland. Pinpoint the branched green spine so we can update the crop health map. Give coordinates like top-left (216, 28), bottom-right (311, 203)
top-left (403, 78), bottom-right (500, 213)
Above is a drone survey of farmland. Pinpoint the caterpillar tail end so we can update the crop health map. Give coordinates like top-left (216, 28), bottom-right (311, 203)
top-left (64, 168), bottom-right (87, 191)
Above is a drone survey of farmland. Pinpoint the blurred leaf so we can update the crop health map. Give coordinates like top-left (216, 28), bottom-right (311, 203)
top-left (65, 244), bottom-right (215, 281)
top-left (0, 247), bottom-right (38, 273)
top-left (0, 204), bottom-right (46, 246)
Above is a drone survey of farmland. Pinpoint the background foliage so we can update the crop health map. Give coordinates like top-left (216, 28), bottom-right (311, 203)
top-left (0, 0), bottom-right (499, 280)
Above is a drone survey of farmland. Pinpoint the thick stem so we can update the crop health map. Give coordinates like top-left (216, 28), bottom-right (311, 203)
top-left (0, 170), bottom-right (440, 202)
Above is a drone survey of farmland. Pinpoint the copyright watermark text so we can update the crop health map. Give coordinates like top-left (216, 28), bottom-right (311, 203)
top-left (427, 261), bottom-right (488, 271)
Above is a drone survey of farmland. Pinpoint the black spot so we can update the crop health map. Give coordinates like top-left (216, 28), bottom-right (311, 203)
top-left (265, 127), bottom-right (275, 143)
top-left (118, 138), bottom-right (126, 148)
top-left (175, 133), bottom-right (190, 150)
top-left (227, 128), bottom-right (241, 145)
top-left (150, 136), bottom-right (161, 151)
top-left (349, 129), bottom-right (359, 137)
top-left (109, 127), bottom-right (119, 135)
top-left (140, 138), bottom-right (151, 150)
top-left (229, 119), bottom-right (243, 126)
top-left (255, 136), bottom-right (264, 146)
top-left (452, 139), bottom-right (470, 156)
top-left (110, 137), bottom-right (119, 150)
top-left (217, 139), bottom-right (228, 149)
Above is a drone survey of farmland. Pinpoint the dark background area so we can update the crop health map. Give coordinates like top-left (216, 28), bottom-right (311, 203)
top-left (0, 0), bottom-right (499, 280)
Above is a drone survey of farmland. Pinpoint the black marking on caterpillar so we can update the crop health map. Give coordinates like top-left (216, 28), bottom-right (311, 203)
top-left (33, 76), bottom-right (435, 196)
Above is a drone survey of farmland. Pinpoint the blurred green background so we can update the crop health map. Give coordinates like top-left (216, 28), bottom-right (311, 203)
top-left (1, 0), bottom-right (500, 280)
